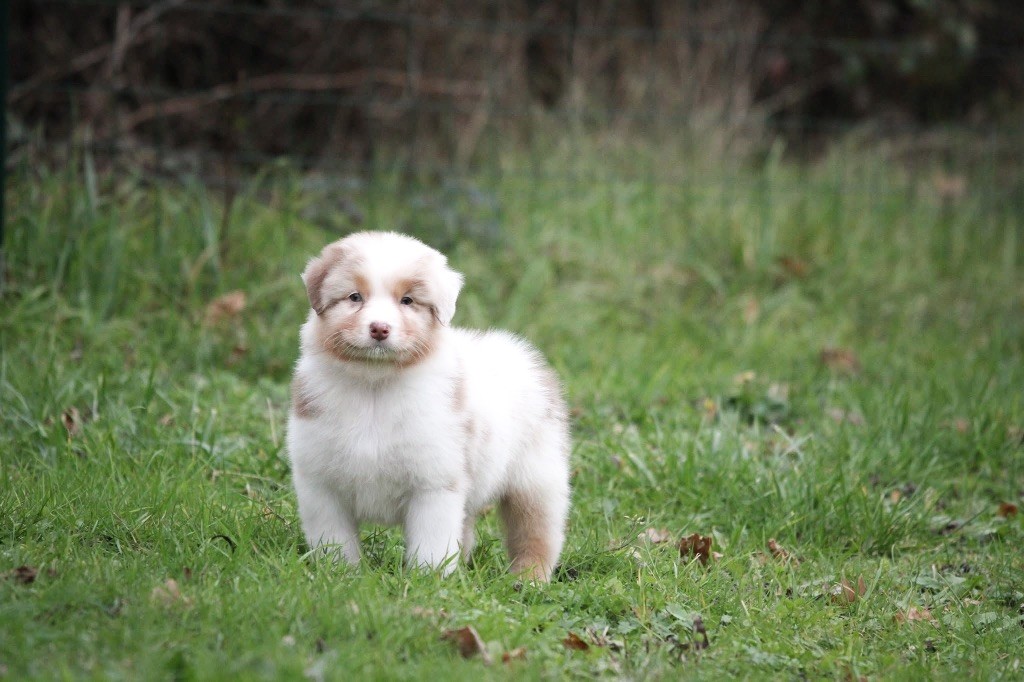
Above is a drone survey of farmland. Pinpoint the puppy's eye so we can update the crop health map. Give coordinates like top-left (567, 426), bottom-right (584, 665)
top-left (400, 296), bottom-right (414, 306)
top-left (348, 292), bottom-right (363, 303)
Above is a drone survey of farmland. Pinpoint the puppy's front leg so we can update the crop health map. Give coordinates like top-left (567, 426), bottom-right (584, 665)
top-left (293, 472), bottom-right (361, 565)
top-left (403, 489), bottom-right (465, 576)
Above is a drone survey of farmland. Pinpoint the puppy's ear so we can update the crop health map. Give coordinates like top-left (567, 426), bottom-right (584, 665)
top-left (301, 243), bottom-right (345, 315)
top-left (432, 263), bottom-right (464, 326)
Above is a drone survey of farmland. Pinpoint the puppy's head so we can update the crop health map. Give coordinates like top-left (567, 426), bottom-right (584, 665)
top-left (301, 232), bottom-right (463, 366)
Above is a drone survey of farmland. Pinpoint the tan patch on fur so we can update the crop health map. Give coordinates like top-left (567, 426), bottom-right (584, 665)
top-left (462, 416), bottom-right (477, 482)
top-left (303, 241), bottom-right (373, 315)
top-left (393, 277), bottom-right (429, 301)
top-left (303, 243), bottom-right (346, 314)
top-left (290, 374), bottom-right (322, 419)
top-left (316, 307), bottom-right (365, 363)
top-left (451, 373), bottom-right (467, 413)
top-left (500, 489), bottom-right (558, 582)
top-left (394, 276), bottom-right (446, 328)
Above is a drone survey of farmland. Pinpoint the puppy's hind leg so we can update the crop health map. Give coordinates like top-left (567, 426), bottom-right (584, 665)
top-left (461, 514), bottom-right (477, 564)
top-left (500, 481), bottom-right (569, 583)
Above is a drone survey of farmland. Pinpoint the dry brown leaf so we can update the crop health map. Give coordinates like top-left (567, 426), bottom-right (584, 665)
top-left (158, 414), bottom-right (175, 427)
top-left (1007, 426), bottom-right (1024, 446)
top-left (777, 256), bottom-right (810, 279)
top-left (7, 565), bottom-right (38, 585)
top-left (895, 606), bottom-right (934, 624)
top-left (767, 539), bottom-right (798, 564)
top-left (442, 626), bottom-right (492, 664)
top-left (204, 290), bottom-right (246, 325)
top-left (679, 533), bottom-right (714, 565)
top-left (997, 502), bottom-right (1018, 518)
top-left (562, 631), bottom-right (590, 651)
top-left (933, 172), bottom-right (967, 202)
top-left (502, 647), bottom-right (527, 664)
top-left (150, 578), bottom-right (193, 608)
top-left (743, 296), bottom-right (760, 325)
top-left (951, 418), bottom-right (971, 434)
top-left (829, 576), bottom-right (867, 604)
top-left (733, 371), bottom-right (757, 386)
top-left (61, 407), bottom-right (83, 437)
top-left (820, 348), bottom-right (862, 375)
top-left (639, 527), bottom-right (673, 544)
top-left (690, 615), bottom-right (710, 650)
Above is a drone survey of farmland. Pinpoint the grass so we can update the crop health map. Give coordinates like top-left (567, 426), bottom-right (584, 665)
top-left (2, 137), bottom-right (1023, 680)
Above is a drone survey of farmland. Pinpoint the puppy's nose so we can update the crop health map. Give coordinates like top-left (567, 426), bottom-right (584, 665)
top-left (369, 321), bottom-right (391, 341)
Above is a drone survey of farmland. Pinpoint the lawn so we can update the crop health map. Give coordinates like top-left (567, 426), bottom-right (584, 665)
top-left (2, 137), bottom-right (1023, 679)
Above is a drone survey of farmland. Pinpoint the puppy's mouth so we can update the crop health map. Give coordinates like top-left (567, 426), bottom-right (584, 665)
top-left (360, 341), bottom-right (398, 361)
top-left (322, 334), bottom-right (405, 364)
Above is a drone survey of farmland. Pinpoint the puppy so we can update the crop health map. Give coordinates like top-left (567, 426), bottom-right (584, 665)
top-left (286, 231), bottom-right (571, 581)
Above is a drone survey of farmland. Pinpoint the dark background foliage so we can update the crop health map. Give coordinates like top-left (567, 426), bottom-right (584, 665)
top-left (10, 0), bottom-right (1024, 171)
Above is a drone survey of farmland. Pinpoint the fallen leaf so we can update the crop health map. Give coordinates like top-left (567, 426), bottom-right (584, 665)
top-left (61, 407), bottom-right (83, 437)
top-left (159, 414), bottom-right (175, 427)
top-left (1007, 426), bottom-right (1023, 446)
top-left (733, 371), bottom-right (757, 386)
top-left (639, 527), bottom-right (673, 544)
top-left (777, 256), bottom-right (810, 279)
top-left (679, 533), bottom-right (714, 565)
top-left (767, 539), bottom-right (798, 564)
top-left (950, 418), bottom-right (970, 434)
top-left (228, 344), bottom-right (249, 364)
top-left (150, 578), bottom-right (193, 608)
top-left (895, 606), bottom-right (934, 624)
top-left (829, 576), bottom-right (867, 604)
top-left (820, 348), bottom-right (861, 375)
top-left (204, 290), bottom-right (246, 325)
top-left (502, 647), bottom-right (527, 663)
top-left (7, 565), bottom-right (38, 585)
top-left (690, 616), bottom-right (710, 650)
top-left (997, 502), bottom-right (1018, 518)
top-left (443, 626), bottom-right (492, 664)
top-left (933, 172), bottom-right (966, 202)
top-left (562, 632), bottom-right (590, 651)
top-left (700, 398), bottom-right (718, 420)
top-left (743, 296), bottom-right (760, 325)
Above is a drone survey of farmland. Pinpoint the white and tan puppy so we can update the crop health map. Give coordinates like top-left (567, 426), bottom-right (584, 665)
top-left (286, 231), bottom-right (570, 581)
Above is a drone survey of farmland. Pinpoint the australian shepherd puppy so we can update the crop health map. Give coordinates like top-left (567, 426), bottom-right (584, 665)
top-left (286, 232), bottom-right (571, 581)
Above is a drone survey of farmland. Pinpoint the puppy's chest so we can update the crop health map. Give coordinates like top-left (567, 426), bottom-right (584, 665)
top-left (308, 385), bottom-right (458, 487)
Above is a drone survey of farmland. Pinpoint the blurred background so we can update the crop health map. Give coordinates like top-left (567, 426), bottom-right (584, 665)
top-left (9, 0), bottom-right (1024, 209)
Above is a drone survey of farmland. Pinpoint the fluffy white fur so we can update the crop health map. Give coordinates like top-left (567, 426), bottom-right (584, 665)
top-left (286, 231), bottom-right (571, 580)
